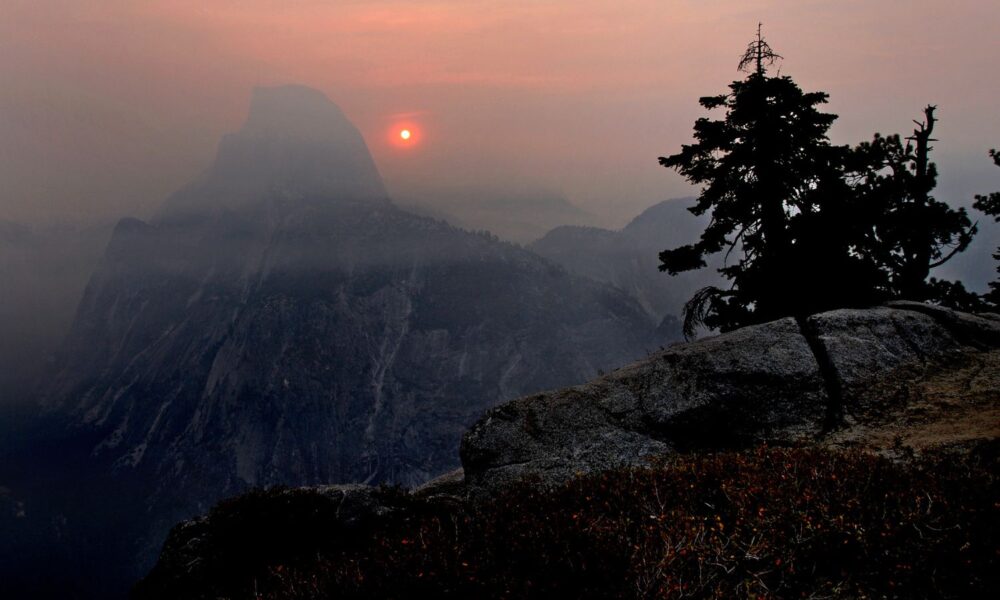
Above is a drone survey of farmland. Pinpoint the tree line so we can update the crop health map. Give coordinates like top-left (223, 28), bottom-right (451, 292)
top-left (660, 29), bottom-right (998, 337)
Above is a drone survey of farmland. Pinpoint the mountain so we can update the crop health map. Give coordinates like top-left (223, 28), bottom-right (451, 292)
top-left (397, 185), bottom-right (595, 244)
top-left (5, 85), bottom-right (659, 597)
top-left (43, 85), bottom-right (654, 493)
top-left (158, 85), bottom-right (387, 219)
top-left (529, 198), bottom-right (723, 324)
top-left (45, 201), bottom-right (655, 493)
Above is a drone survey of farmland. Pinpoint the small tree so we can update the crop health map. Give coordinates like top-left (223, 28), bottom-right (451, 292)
top-left (973, 149), bottom-right (1000, 306)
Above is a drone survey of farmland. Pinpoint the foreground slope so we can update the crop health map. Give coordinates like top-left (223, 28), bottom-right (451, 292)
top-left (135, 302), bottom-right (1000, 599)
top-left (461, 302), bottom-right (1000, 488)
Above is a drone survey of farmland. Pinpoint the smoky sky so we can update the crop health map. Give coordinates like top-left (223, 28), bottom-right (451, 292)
top-left (1, 0), bottom-right (998, 227)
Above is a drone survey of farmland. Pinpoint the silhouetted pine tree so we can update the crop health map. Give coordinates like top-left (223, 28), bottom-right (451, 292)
top-left (660, 29), bottom-right (873, 335)
top-left (660, 29), bottom-right (978, 336)
top-left (973, 149), bottom-right (1000, 307)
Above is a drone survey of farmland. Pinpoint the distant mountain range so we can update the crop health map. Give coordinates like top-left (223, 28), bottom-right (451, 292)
top-left (530, 198), bottom-right (724, 327)
top-left (397, 184), bottom-right (595, 245)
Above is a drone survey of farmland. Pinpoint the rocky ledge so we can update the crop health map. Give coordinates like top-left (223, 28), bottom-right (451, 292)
top-left (459, 301), bottom-right (1000, 490)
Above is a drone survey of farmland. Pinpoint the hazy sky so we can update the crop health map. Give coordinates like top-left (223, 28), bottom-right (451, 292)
top-left (1, 0), bottom-right (998, 227)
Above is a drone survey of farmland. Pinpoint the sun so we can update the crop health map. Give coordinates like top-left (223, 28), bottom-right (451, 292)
top-left (390, 124), bottom-right (419, 148)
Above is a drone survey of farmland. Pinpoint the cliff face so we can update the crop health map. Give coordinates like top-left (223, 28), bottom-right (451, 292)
top-left (40, 85), bottom-right (656, 511)
top-left (47, 199), bottom-right (655, 495)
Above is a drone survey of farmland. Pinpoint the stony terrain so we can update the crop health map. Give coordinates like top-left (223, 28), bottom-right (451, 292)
top-left (135, 301), bottom-right (1000, 599)
top-left (460, 301), bottom-right (1000, 490)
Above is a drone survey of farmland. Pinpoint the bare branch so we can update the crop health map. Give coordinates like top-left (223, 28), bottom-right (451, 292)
top-left (738, 23), bottom-right (783, 74)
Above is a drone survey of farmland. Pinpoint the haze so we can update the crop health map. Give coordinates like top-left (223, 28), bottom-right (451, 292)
top-left (2, 0), bottom-right (997, 227)
top-left (1, 4), bottom-right (999, 596)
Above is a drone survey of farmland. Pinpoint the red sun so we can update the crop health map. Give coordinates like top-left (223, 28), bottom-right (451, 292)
top-left (390, 123), bottom-right (420, 148)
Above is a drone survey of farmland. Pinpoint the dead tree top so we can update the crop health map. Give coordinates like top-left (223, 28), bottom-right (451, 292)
top-left (738, 23), bottom-right (783, 74)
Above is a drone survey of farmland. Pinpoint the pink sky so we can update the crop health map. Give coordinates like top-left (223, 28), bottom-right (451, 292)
top-left (1, 0), bottom-right (998, 225)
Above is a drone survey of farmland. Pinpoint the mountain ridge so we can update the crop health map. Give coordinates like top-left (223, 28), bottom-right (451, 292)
top-left (529, 197), bottom-right (722, 322)
top-left (6, 85), bottom-right (662, 597)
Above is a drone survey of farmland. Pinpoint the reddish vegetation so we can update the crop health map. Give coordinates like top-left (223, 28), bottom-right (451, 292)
top-left (136, 446), bottom-right (998, 599)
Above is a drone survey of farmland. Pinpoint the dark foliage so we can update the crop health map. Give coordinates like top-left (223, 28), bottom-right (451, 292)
top-left (659, 34), bottom-right (977, 335)
top-left (134, 446), bottom-right (999, 599)
top-left (848, 115), bottom-right (978, 306)
top-left (973, 149), bottom-right (1000, 306)
top-left (658, 68), bottom-right (854, 334)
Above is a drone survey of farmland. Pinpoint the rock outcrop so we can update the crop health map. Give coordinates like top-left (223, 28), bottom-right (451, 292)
top-left (460, 303), bottom-right (1000, 490)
